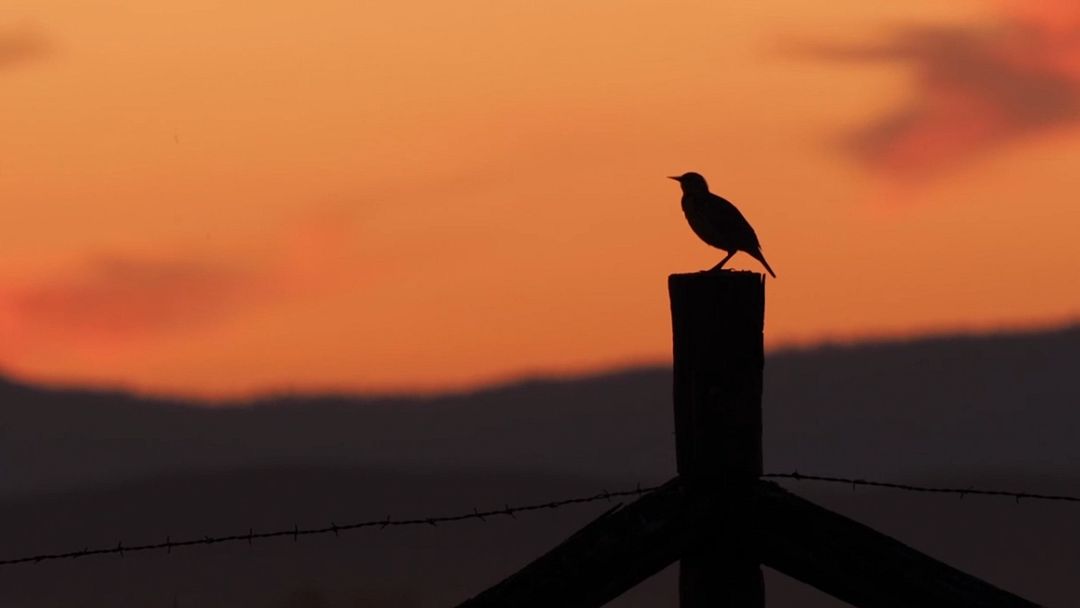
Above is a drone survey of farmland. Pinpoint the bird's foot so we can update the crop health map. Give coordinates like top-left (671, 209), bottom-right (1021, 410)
top-left (708, 252), bottom-right (736, 273)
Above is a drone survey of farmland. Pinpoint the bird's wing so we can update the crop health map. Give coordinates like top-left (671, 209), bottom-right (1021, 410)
top-left (707, 193), bottom-right (762, 249)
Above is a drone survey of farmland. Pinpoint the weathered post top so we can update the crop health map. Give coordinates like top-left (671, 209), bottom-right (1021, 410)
top-left (669, 270), bottom-right (765, 482)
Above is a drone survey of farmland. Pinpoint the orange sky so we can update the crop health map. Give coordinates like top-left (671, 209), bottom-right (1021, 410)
top-left (2, 0), bottom-right (1079, 398)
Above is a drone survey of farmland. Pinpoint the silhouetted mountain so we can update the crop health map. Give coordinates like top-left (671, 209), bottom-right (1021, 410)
top-left (1, 325), bottom-right (1078, 606)
top-left (3, 324), bottom-right (1079, 498)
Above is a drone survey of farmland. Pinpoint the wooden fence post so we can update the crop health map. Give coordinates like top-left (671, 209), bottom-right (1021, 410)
top-left (669, 270), bottom-right (766, 608)
top-left (457, 269), bottom-right (1039, 608)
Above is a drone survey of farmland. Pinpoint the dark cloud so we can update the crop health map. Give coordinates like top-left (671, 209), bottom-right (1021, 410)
top-left (797, 16), bottom-right (1080, 180)
top-left (0, 26), bottom-right (48, 70)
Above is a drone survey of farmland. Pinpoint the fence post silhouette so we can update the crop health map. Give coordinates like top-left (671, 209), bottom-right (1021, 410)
top-left (669, 270), bottom-right (765, 607)
top-left (455, 270), bottom-right (1040, 608)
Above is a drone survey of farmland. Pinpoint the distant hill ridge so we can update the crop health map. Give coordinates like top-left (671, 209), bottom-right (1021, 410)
top-left (2, 324), bottom-right (1079, 498)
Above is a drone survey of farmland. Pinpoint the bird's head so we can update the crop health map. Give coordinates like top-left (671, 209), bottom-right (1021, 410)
top-left (667, 172), bottom-right (709, 194)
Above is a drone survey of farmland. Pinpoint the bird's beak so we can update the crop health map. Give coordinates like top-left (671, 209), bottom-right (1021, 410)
top-left (667, 176), bottom-right (680, 181)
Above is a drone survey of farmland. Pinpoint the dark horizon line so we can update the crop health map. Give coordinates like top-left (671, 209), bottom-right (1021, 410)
top-left (2, 319), bottom-right (1078, 408)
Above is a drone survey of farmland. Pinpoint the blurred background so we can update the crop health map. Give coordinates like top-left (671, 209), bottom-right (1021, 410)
top-left (2, 0), bottom-right (1077, 397)
top-left (1, 1), bottom-right (1078, 606)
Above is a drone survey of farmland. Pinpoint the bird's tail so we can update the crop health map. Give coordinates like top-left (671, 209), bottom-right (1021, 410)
top-left (749, 248), bottom-right (777, 278)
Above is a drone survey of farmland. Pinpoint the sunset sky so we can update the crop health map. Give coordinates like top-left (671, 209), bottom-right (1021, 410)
top-left (2, 0), bottom-right (1079, 398)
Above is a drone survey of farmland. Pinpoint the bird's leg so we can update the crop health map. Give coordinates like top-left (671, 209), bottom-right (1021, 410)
top-left (710, 251), bottom-right (735, 272)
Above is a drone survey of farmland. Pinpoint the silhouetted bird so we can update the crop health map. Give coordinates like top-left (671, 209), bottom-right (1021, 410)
top-left (669, 172), bottom-right (776, 278)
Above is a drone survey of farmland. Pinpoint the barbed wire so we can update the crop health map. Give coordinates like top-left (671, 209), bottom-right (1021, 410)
top-left (764, 472), bottom-right (1080, 503)
top-left (2, 471), bottom-right (1078, 568)
top-left (0, 484), bottom-right (659, 567)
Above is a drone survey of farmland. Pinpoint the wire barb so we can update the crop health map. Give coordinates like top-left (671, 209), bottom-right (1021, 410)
top-left (3, 472), bottom-right (1076, 569)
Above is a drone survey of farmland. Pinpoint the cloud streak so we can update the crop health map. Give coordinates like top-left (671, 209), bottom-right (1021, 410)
top-left (9, 256), bottom-right (264, 337)
top-left (0, 26), bottom-right (48, 70)
top-left (797, 7), bottom-right (1080, 180)
top-left (0, 210), bottom-right (356, 348)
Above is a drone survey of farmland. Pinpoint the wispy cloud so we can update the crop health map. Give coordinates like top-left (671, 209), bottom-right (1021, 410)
top-left (796, 6), bottom-right (1080, 181)
top-left (0, 210), bottom-right (356, 346)
top-left (0, 26), bottom-right (48, 70)
top-left (9, 255), bottom-right (264, 337)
